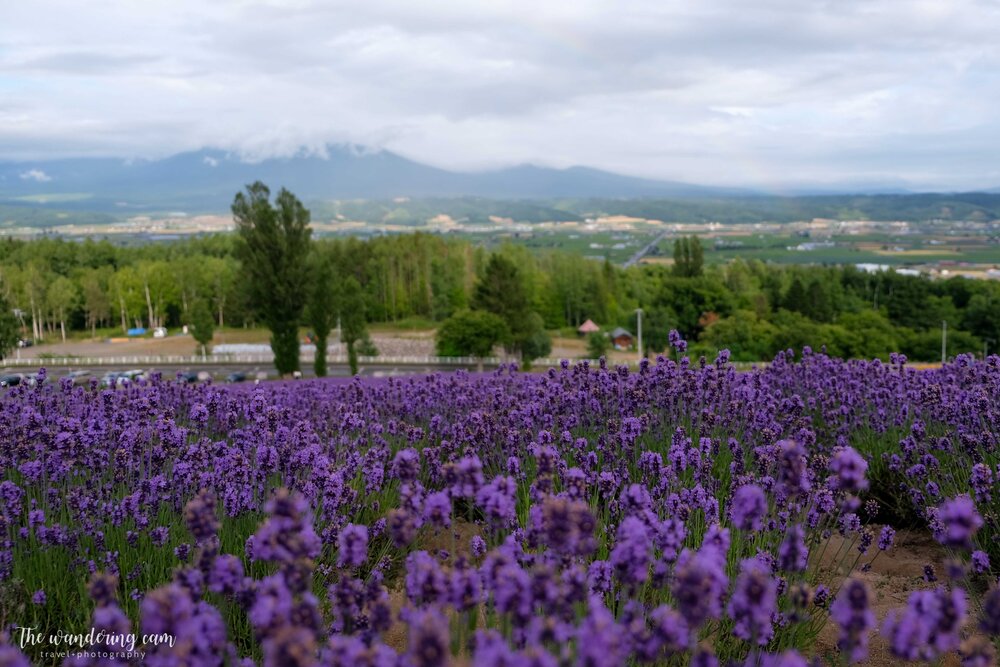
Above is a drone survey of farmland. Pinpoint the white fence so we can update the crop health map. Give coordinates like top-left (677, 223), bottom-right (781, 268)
top-left (0, 354), bottom-right (568, 368)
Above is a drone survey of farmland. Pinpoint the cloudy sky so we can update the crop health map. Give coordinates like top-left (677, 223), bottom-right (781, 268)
top-left (3, 0), bottom-right (1000, 190)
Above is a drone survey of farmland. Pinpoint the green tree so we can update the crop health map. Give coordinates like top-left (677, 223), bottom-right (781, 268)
top-left (0, 295), bottom-right (18, 359)
top-left (672, 236), bottom-right (704, 278)
top-left (110, 266), bottom-right (145, 333)
top-left (655, 276), bottom-right (733, 339)
top-left (586, 331), bottom-right (610, 359)
top-left (804, 280), bottom-right (833, 323)
top-left (79, 267), bottom-right (112, 338)
top-left (190, 299), bottom-right (215, 357)
top-left (783, 278), bottom-right (809, 314)
top-left (473, 254), bottom-right (529, 326)
top-left (306, 256), bottom-right (337, 377)
top-left (436, 310), bottom-right (508, 365)
top-left (962, 293), bottom-right (1000, 350)
top-left (339, 276), bottom-right (368, 376)
top-left (232, 182), bottom-right (312, 375)
top-left (518, 312), bottom-right (552, 368)
top-left (46, 276), bottom-right (79, 343)
top-left (700, 309), bottom-right (779, 361)
top-left (472, 254), bottom-right (547, 362)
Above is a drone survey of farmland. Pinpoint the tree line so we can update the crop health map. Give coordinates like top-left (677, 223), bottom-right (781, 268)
top-left (1, 191), bottom-right (998, 366)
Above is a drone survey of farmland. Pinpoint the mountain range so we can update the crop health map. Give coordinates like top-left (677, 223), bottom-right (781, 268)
top-left (0, 145), bottom-right (751, 213)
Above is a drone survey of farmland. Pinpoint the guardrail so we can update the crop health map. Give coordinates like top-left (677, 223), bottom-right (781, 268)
top-left (0, 353), bottom-right (768, 371)
top-left (0, 354), bottom-right (521, 368)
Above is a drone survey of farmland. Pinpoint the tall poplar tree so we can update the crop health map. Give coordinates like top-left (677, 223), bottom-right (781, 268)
top-left (232, 182), bottom-right (312, 375)
top-left (306, 255), bottom-right (337, 377)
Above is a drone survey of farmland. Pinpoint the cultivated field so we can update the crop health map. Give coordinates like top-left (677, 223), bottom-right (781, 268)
top-left (0, 347), bottom-right (997, 664)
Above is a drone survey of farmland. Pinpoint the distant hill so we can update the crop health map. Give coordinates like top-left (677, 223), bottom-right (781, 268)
top-left (0, 145), bottom-right (747, 213)
top-left (2, 145), bottom-right (1000, 228)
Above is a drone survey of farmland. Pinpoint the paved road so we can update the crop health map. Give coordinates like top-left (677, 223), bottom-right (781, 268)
top-left (1, 360), bottom-right (487, 383)
top-left (623, 230), bottom-right (671, 267)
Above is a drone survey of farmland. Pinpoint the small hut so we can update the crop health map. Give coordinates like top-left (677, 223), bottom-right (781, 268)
top-left (610, 327), bottom-right (634, 350)
top-left (577, 319), bottom-right (600, 336)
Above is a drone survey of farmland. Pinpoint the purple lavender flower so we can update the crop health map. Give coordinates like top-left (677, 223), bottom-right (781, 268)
top-left (775, 440), bottom-right (811, 498)
top-left (470, 535), bottom-right (487, 559)
top-left (250, 574), bottom-right (294, 635)
top-left (610, 517), bottom-right (651, 586)
top-left (208, 554), bottom-right (245, 595)
top-left (882, 586), bottom-right (967, 661)
top-left (979, 585), bottom-right (1000, 635)
top-left (405, 551), bottom-right (448, 607)
top-left (261, 626), bottom-right (317, 667)
top-left (391, 448), bottom-right (421, 482)
top-left (576, 596), bottom-right (630, 667)
top-left (0, 646), bottom-right (30, 667)
top-left (647, 604), bottom-right (691, 658)
top-left (877, 526), bottom-right (895, 551)
top-left (730, 484), bottom-right (768, 531)
top-left (971, 463), bottom-right (994, 502)
top-left (972, 550), bottom-right (990, 575)
top-left (475, 475), bottom-right (517, 527)
top-left (31, 589), bottom-right (46, 605)
top-left (727, 558), bottom-right (778, 645)
top-left (830, 578), bottom-right (875, 663)
top-left (672, 548), bottom-right (728, 629)
top-left (88, 572), bottom-right (119, 607)
top-left (406, 607), bottom-right (450, 667)
top-left (473, 630), bottom-right (516, 667)
top-left (449, 560), bottom-right (482, 611)
top-left (935, 495), bottom-right (983, 550)
top-left (587, 560), bottom-right (613, 594)
top-left (388, 508), bottom-right (418, 548)
top-left (423, 491), bottom-right (452, 528)
top-left (829, 446), bottom-right (868, 491)
top-left (337, 523), bottom-right (368, 569)
top-left (777, 524), bottom-right (808, 572)
top-left (759, 651), bottom-right (810, 667)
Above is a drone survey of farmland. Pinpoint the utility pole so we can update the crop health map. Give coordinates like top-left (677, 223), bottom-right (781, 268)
top-left (635, 308), bottom-right (643, 362)
top-left (941, 320), bottom-right (947, 364)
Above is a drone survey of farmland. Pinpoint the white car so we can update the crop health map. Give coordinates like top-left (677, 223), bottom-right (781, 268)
top-left (153, 327), bottom-right (168, 338)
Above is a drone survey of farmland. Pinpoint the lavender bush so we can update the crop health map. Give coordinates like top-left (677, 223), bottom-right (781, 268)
top-left (0, 343), bottom-right (997, 665)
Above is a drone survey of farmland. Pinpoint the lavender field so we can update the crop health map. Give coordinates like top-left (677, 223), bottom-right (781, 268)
top-left (1, 345), bottom-right (999, 666)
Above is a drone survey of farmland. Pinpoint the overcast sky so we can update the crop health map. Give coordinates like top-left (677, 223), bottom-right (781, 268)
top-left (3, 0), bottom-right (1000, 190)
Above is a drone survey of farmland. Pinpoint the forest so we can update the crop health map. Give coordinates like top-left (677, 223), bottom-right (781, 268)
top-left (0, 232), bottom-right (998, 362)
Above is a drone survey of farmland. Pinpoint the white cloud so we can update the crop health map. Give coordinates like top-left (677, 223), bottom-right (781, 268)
top-left (19, 169), bottom-right (51, 182)
top-left (203, 156), bottom-right (219, 167)
top-left (0, 0), bottom-right (999, 188)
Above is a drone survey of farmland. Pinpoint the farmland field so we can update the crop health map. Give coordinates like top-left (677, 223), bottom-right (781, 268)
top-left (1, 347), bottom-right (999, 665)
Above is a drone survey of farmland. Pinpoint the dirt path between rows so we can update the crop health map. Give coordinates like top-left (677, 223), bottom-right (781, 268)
top-left (815, 528), bottom-right (961, 666)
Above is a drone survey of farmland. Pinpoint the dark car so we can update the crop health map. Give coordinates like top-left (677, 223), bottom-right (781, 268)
top-left (16, 339), bottom-right (33, 348)
top-left (226, 371), bottom-right (247, 383)
top-left (177, 371), bottom-right (199, 384)
top-left (0, 374), bottom-right (22, 387)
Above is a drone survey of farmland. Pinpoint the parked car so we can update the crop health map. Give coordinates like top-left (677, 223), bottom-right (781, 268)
top-left (100, 372), bottom-right (121, 388)
top-left (66, 370), bottom-right (91, 384)
top-left (16, 339), bottom-right (33, 348)
top-left (177, 371), bottom-right (199, 384)
top-left (226, 371), bottom-right (247, 383)
top-left (113, 370), bottom-right (145, 386)
top-left (0, 374), bottom-right (22, 387)
top-left (153, 327), bottom-right (168, 338)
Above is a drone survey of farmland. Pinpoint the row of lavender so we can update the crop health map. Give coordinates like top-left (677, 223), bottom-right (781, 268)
top-left (0, 347), bottom-right (998, 665)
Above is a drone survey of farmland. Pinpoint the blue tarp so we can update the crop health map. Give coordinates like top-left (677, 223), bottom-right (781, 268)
top-left (126, 328), bottom-right (147, 336)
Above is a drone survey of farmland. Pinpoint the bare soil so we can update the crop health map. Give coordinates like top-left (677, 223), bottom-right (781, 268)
top-left (814, 529), bottom-right (961, 666)
top-left (383, 526), bottom-right (964, 664)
